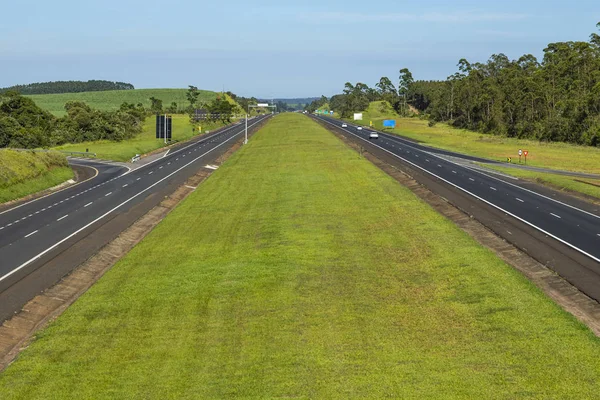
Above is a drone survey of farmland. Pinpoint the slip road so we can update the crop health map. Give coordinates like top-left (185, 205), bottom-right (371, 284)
top-left (0, 115), bottom-right (270, 319)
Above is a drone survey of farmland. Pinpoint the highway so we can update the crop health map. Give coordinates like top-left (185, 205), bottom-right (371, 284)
top-left (0, 115), bottom-right (270, 302)
top-left (314, 115), bottom-right (600, 266)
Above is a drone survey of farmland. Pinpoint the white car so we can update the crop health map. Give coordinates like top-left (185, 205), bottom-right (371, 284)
top-left (357, 126), bottom-right (363, 130)
top-left (369, 132), bottom-right (379, 139)
top-left (342, 123), bottom-right (347, 128)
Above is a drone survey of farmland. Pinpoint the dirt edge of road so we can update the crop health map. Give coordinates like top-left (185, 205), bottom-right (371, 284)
top-left (325, 123), bottom-right (600, 338)
top-left (0, 128), bottom-right (260, 372)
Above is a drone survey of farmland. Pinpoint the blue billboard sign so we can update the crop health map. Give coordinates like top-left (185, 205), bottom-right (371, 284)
top-left (383, 120), bottom-right (396, 128)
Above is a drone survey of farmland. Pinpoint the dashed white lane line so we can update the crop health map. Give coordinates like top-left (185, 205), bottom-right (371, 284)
top-left (551, 213), bottom-right (562, 219)
top-left (516, 198), bottom-right (524, 203)
top-left (469, 178), bottom-right (475, 182)
top-left (57, 215), bottom-right (69, 221)
top-left (437, 164), bottom-right (442, 167)
top-left (425, 159), bottom-right (430, 162)
top-left (159, 166), bottom-right (163, 169)
top-left (24, 230), bottom-right (38, 238)
top-left (84, 202), bottom-right (93, 208)
top-left (452, 170), bottom-right (457, 174)
top-left (105, 192), bottom-right (112, 197)
top-left (490, 187), bottom-right (497, 191)
top-left (123, 184), bottom-right (128, 188)
top-left (149, 171), bottom-right (153, 175)
top-left (137, 178), bottom-right (141, 181)
top-left (168, 162), bottom-right (171, 165)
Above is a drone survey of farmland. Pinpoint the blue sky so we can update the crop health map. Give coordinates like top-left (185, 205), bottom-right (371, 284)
top-left (1, 0), bottom-right (599, 98)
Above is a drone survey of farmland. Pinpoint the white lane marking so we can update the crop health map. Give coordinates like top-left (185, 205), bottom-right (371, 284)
top-left (123, 184), bottom-right (128, 188)
top-left (0, 117), bottom-right (268, 284)
top-left (7, 223), bottom-right (12, 227)
top-left (490, 187), bottom-right (497, 191)
top-left (159, 166), bottom-right (163, 169)
top-left (425, 159), bottom-right (430, 162)
top-left (551, 213), bottom-right (562, 219)
top-left (452, 171), bottom-right (457, 174)
top-left (105, 192), bottom-right (112, 197)
top-left (162, 149), bottom-right (170, 158)
top-left (437, 164), bottom-right (442, 167)
top-left (149, 171), bottom-right (153, 175)
top-left (84, 202), bottom-right (93, 207)
top-left (317, 116), bottom-right (600, 263)
top-left (469, 178), bottom-right (475, 182)
top-left (0, 165), bottom-right (99, 216)
top-left (0, 227), bottom-right (3, 230)
top-left (137, 178), bottom-right (141, 181)
top-left (516, 198), bottom-right (524, 203)
top-left (57, 215), bottom-right (69, 221)
top-left (24, 230), bottom-right (38, 238)
top-left (28, 214), bottom-right (32, 217)
top-left (168, 162), bottom-right (171, 165)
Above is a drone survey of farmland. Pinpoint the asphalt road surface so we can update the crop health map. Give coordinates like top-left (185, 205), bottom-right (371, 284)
top-left (0, 115), bottom-right (270, 303)
top-left (314, 115), bottom-right (600, 265)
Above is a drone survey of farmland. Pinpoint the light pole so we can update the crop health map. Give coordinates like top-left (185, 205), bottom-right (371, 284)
top-left (245, 103), bottom-right (276, 144)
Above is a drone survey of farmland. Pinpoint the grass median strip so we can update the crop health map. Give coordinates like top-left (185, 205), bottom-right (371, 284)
top-left (1, 114), bottom-right (599, 398)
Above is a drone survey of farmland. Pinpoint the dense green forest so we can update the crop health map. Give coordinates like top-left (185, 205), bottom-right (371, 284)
top-left (0, 91), bottom-right (145, 148)
top-left (313, 23), bottom-right (600, 146)
top-left (0, 80), bottom-right (135, 95)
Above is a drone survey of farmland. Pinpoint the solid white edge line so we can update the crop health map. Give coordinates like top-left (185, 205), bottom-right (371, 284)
top-left (316, 116), bottom-right (600, 263)
top-left (328, 115), bottom-right (600, 220)
top-left (0, 117), bottom-right (268, 283)
top-left (0, 165), bottom-right (99, 216)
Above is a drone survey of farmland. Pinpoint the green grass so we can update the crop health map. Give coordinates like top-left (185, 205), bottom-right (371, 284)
top-left (485, 165), bottom-right (600, 202)
top-left (54, 115), bottom-right (229, 162)
top-left (27, 89), bottom-right (218, 117)
top-left (0, 149), bottom-right (74, 204)
top-left (346, 101), bottom-right (600, 175)
top-left (2, 114), bottom-right (600, 398)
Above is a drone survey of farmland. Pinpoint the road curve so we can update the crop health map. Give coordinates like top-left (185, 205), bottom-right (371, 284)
top-left (0, 115), bottom-right (270, 296)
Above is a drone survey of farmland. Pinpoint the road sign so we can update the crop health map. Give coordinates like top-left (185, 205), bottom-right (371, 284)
top-left (383, 120), bottom-right (396, 128)
top-left (507, 157), bottom-right (512, 163)
top-left (257, 103), bottom-right (269, 107)
top-left (155, 115), bottom-right (172, 140)
top-left (524, 150), bottom-right (528, 157)
top-left (518, 149), bottom-right (522, 156)
top-left (354, 113), bottom-right (363, 121)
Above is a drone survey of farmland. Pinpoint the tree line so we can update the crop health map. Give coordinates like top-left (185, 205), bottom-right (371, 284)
top-left (0, 80), bottom-right (135, 95)
top-left (311, 23), bottom-right (600, 146)
top-left (0, 91), bottom-right (145, 148)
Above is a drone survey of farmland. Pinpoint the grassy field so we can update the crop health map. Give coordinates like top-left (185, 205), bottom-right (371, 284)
top-left (1, 114), bottom-right (599, 398)
top-left (27, 89), bottom-right (219, 117)
top-left (346, 101), bottom-right (600, 175)
top-left (54, 115), bottom-right (230, 162)
top-left (0, 150), bottom-right (74, 204)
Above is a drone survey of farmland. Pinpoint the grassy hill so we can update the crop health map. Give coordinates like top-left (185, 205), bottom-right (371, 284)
top-left (27, 89), bottom-right (219, 117)
top-left (0, 149), bottom-right (73, 203)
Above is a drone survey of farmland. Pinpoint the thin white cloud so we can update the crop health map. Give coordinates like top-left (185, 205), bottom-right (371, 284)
top-left (298, 11), bottom-right (527, 24)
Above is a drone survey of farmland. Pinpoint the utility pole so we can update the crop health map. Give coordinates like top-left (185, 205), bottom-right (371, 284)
top-left (246, 103), bottom-right (276, 144)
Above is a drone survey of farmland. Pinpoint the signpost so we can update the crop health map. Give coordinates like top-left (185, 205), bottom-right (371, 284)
top-left (156, 114), bottom-right (172, 144)
top-left (518, 149), bottom-right (522, 163)
top-left (524, 150), bottom-right (528, 164)
top-left (354, 113), bottom-right (363, 121)
top-left (246, 103), bottom-right (277, 144)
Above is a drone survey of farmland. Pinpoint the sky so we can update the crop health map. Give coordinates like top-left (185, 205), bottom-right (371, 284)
top-left (1, 0), bottom-right (599, 98)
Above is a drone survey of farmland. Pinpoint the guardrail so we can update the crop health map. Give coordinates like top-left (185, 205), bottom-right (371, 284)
top-left (4, 148), bottom-right (97, 157)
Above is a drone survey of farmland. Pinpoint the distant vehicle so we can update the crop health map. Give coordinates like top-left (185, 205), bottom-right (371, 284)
top-left (369, 132), bottom-right (379, 139)
top-left (342, 123), bottom-right (347, 128)
top-left (357, 126), bottom-right (363, 130)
